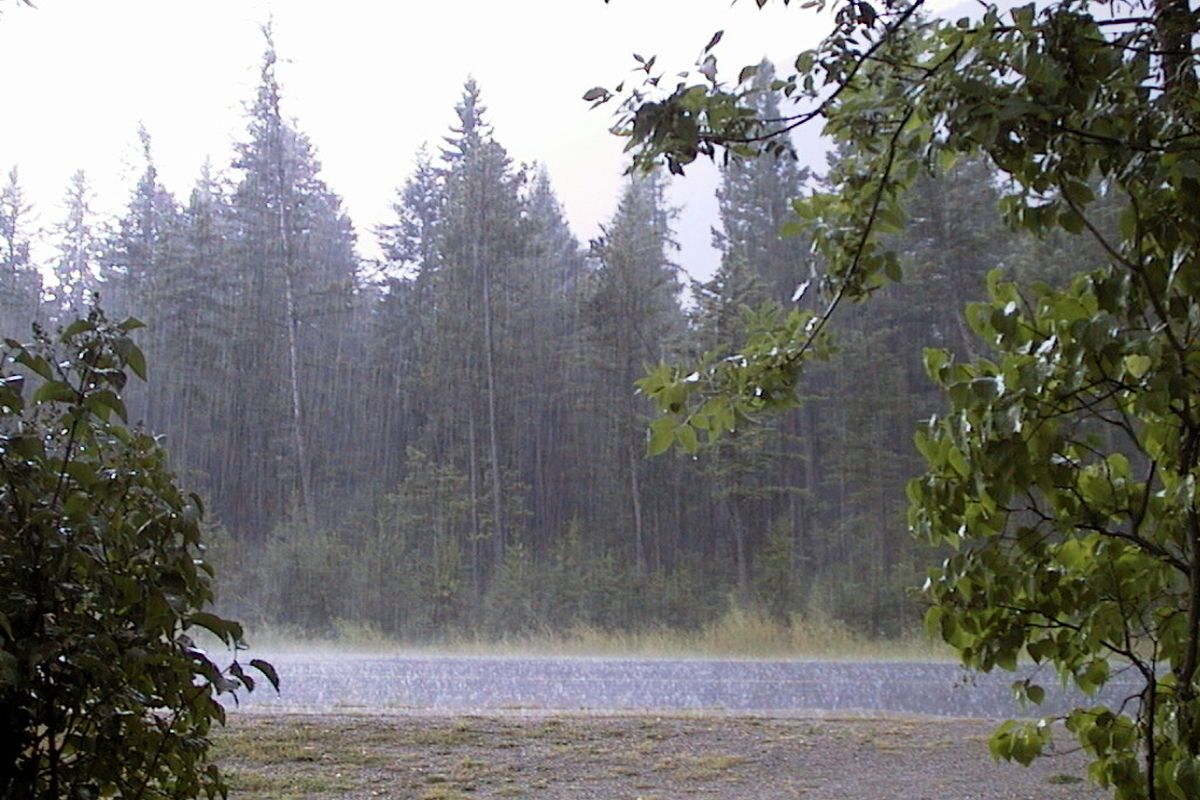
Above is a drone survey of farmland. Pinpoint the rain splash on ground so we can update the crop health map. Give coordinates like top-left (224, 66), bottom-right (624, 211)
top-left (227, 654), bottom-right (1140, 718)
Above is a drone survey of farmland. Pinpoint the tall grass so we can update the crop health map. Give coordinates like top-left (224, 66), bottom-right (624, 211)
top-left (239, 607), bottom-right (950, 661)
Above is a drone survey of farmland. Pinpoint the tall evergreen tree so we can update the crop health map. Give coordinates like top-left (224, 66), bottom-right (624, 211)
top-left (585, 173), bottom-right (684, 573)
top-left (167, 162), bottom-right (233, 477)
top-left (222, 30), bottom-right (358, 537)
top-left (690, 258), bottom-right (777, 595)
top-left (371, 149), bottom-right (446, 487)
top-left (714, 62), bottom-right (814, 307)
top-left (101, 126), bottom-right (182, 432)
top-left (50, 170), bottom-right (99, 316)
top-left (512, 168), bottom-right (587, 548)
top-left (426, 79), bottom-right (528, 577)
top-left (0, 167), bottom-right (40, 337)
top-left (713, 63), bottom-right (818, 573)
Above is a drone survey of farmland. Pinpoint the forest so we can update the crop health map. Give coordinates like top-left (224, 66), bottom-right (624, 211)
top-left (0, 40), bottom-right (1108, 643)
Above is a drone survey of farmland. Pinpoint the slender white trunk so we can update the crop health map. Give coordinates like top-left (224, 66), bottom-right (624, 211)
top-left (272, 110), bottom-right (313, 528)
top-left (628, 437), bottom-right (646, 574)
top-left (479, 236), bottom-right (505, 562)
top-left (468, 409), bottom-right (482, 595)
top-left (282, 268), bottom-right (313, 528)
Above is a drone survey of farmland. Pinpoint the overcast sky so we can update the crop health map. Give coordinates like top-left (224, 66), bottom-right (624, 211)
top-left (0, 0), bottom-right (955, 282)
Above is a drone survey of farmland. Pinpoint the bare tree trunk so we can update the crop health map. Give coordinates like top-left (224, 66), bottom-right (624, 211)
top-left (723, 494), bottom-right (750, 597)
top-left (267, 77), bottom-right (314, 529)
top-left (797, 404), bottom-right (818, 594)
top-left (1155, 6), bottom-right (1200, 792)
top-left (481, 243), bottom-right (505, 564)
top-left (177, 323), bottom-right (194, 468)
top-left (1156, 0), bottom-right (1197, 98)
top-left (273, 138), bottom-right (313, 528)
top-left (468, 408), bottom-right (482, 596)
top-left (282, 268), bottom-right (313, 528)
top-left (627, 437), bottom-right (646, 574)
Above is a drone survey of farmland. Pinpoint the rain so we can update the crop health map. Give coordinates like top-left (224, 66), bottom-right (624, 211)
top-left (0, 1), bottom-right (1189, 799)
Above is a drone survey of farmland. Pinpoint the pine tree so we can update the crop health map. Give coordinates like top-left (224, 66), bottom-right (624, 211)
top-left (585, 172), bottom-right (684, 574)
top-left (371, 149), bottom-right (446, 487)
top-left (424, 79), bottom-right (529, 579)
top-left (715, 62), bottom-right (814, 306)
top-left (222, 30), bottom-right (358, 538)
top-left (509, 168), bottom-right (587, 550)
top-left (0, 167), bottom-right (40, 337)
top-left (712, 63), bottom-right (817, 581)
top-left (50, 170), bottom-right (99, 317)
top-left (100, 126), bottom-right (182, 431)
top-left (690, 257), bottom-right (777, 595)
top-left (165, 162), bottom-right (234, 478)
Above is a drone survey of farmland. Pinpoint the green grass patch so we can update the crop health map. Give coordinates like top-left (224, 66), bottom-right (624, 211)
top-left (1046, 773), bottom-right (1085, 785)
top-left (656, 753), bottom-right (747, 781)
top-left (411, 721), bottom-right (483, 748)
top-left (214, 718), bottom-right (388, 797)
top-left (222, 767), bottom-right (358, 798)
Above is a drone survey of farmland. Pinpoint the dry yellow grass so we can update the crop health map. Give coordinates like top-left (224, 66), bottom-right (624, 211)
top-left (238, 607), bottom-right (950, 661)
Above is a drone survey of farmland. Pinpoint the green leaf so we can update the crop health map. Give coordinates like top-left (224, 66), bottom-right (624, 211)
top-left (116, 337), bottom-right (148, 380)
top-left (33, 380), bottom-right (78, 405)
top-left (923, 606), bottom-right (943, 639)
top-left (14, 350), bottom-right (53, 380)
top-left (1123, 354), bottom-right (1151, 379)
top-left (946, 445), bottom-right (969, 478)
top-left (922, 348), bottom-right (949, 380)
top-left (647, 416), bottom-right (677, 456)
top-left (249, 659), bottom-right (280, 692)
top-left (1058, 208), bottom-right (1085, 234)
top-left (186, 612), bottom-right (239, 644)
top-left (1061, 180), bottom-right (1095, 206)
top-left (675, 423), bottom-right (699, 453)
top-left (61, 319), bottom-right (96, 339)
top-left (86, 390), bottom-right (128, 423)
top-left (1011, 3), bottom-right (1035, 30)
top-left (64, 461), bottom-right (98, 488)
top-left (1077, 659), bottom-right (1109, 694)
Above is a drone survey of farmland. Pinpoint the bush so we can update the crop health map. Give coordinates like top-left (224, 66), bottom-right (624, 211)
top-left (0, 312), bottom-right (273, 800)
top-left (261, 518), bottom-right (350, 632)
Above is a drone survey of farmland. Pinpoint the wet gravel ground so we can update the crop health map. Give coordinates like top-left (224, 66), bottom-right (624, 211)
top-left (215, 712), bottom-right (1108, 799)
top-left (230, 654), bottom-right (1140, 719)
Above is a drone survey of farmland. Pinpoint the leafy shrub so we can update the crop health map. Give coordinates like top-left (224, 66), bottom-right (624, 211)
top-left (0, 311), bottom-right (274, 800)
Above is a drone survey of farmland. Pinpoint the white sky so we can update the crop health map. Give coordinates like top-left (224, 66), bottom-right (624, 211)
top-left (0, 0), bottom-right (964, 282)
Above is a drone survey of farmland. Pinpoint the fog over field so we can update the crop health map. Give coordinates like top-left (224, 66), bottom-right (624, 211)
top-left (227, 653), bottom-right (1141, 720)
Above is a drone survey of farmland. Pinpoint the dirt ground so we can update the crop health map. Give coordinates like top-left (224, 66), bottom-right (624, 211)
top-left (212, 712), bottom-right (1108, 799)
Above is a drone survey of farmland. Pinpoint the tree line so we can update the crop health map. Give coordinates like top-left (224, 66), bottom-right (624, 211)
top-left (0, 44), bottom-right (1083, 639)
